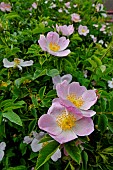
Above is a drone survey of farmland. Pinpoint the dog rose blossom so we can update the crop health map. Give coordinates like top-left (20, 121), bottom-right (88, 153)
top-left (38, 101), bottom-right (94, 144)
top-left (0, 2), bottom-right (11, 12)
top-left (3, 58), bottom-right (33, 71)
top-left (78, 25), bottom-right (89, 36)
top-left (56, 24), bottom-right (74, 36)
top-left (56, 80), bottom-right (97, 117)
top-left (38, 32), bottom-right (71, 57)
top-left (71, 13), bottom-right (81, 23)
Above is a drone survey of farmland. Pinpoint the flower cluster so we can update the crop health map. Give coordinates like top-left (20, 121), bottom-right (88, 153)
top-left (38, 75), bottom-right (97, 144)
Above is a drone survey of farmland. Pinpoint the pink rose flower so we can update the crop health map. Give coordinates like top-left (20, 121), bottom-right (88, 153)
top-left (65, 2), bottom-right (71, 9)
top-left (32, 2), bottom-right (37, 9)
top-left (38, 32), bottom-right (71, 57)
top-left (56, 24), bottom-right (74, 36)
top-left (0, 2), bottom-right (11, 12)
top-left (38, 100), bottom-right (94, 144)
top-left (78, 25), bottom-right (89, 36)
top-left (71, 13), bottom-right (81, 23)
top-left (56, 80), bottom-right (97, 117)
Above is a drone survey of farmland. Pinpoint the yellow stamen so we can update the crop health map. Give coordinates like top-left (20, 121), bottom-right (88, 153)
top-left (81, 29), bottom-right (85, 33)
top-left (56, 111), bottom-right (76, 130)
top-left (49, 42), bottom-right (60, 52)
top-left (14, 58), bottom-right (20, 65)
top-left (67, 94), bottom-right (84, 108)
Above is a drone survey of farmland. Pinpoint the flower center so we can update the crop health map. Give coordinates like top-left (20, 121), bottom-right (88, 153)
top-left (67, 94), bottom-right (84, 108)
top-left (56, 111), bottom-right (76, 130)
top-left (14, 58), bottom-right (20, 65)
top-left (81, 29), bottom-right (86, 33)
top-left (49, 42), bottom-right (60, 52)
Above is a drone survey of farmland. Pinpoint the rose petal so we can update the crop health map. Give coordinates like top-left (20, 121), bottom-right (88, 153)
top-left (56, 80), bottom-right (69, 99)
top-left (50, 130), bottom-right (78, 144)
top-left (38, 35), bottom-right (48, 51)
top-left (0, 150), bottom-right (4, 161)
top-left (47, 32), bottom-right (59, 44)
top-left (47, 98), bottom-right (65, 117)
top-left (51, 148), bottom-right (61, 161)
top-left (20, 60), bottom-right (33, 67)
top-left (73, 117), bottom-right (94, 136)
top-left (61, 74), bottom-right (72, 84)
top-left (81, 110), bottom-right (96, 117)
top-left (68, 82), bottom-right (86, 98)
top-left (81, 90), bottom-right (97, 110)
top-left (31, 138), bottom-right (42, 152)
top-left (3, 58), bottom-right (14, 68)
top-left (58, 37), bottom-right (70, 51)
top-left (48, 49), bottom-right (71, 57)
top-left (38, 114), bottom-right (62, 135)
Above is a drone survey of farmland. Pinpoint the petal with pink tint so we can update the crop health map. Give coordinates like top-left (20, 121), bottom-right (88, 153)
top-left (3, 58), bottom-right (14, 68)
top-left (56, 80), bottom-right (69, 99)
top-left (20, 60), bottom-right (33, 67)
top-left (58, 37), bottom-right (70, 51)
top-left (73, 117), bottom-right (94, 136)
top-left (38, 114), bottom-right (62, 135)
top-left (52, 75), bottom-right (61, 89)
top-left (50, 130), bottom-right (78, 144)
top-left (81, 90), bottom-right (97, 110)
top-left (31, 138), bottom-right (42, 152)
top-left (49, 49), bottom-right (70, 57)
top-left (47, 99), bottom-right (65, 117)
top-left (38, 35), bottom-right (47, 51)
top-left (68, 82), bottom-right (86, 98)
top-left (51, 148), bottom-right (61, 161)
top-left (81, 110), bottom-right (96, 117)
top-left (61, 74), bottom-right (72, 83)
top-left (47, 32), bottom-right (59, 44)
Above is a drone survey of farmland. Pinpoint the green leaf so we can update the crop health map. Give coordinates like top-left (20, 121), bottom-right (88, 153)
top-left (6, 165), bottom-right (27, 170)
top-left (33, 69), bottom-right (47, 80)
top-left (98, 114), bottom-right (108, 133)
top-left (39, 86), bottom-right (46, 100)
top-left (31, 95), bottom-right (38, 108)
top-left (5, 12), bottom-right (21, 20)
top-left (64, 142), bottom-right (81, 164)
top-left (86, 58), bottom-right (97, 68)
top-left (35, 141), bottom-right (59, 170)
top-left (92, 56), bottom-right (102, 66)
top-left (3, 101), bottom-right (25, 111)
top-left (102, 146), bottom-right (113, 154)
top-left (46, 69), bottom-right (59, 77)
top-left (82, 151), bottom-right (88, 170)
top-left (109, 97), bottom-right (113, 111)
top-left (3, 110), bottom-right (22, 126)
top-left (45, 90), bottom-right (56, 98)
top-left (38, 162), bottom-right (49, 170)
top-left (28, 119), bottom-right (37, 133)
